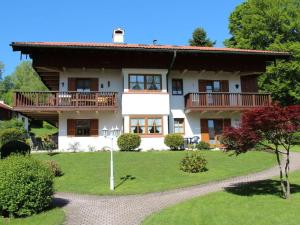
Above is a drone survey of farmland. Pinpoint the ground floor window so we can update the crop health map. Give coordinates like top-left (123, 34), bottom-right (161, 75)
top-left (67, 119), bottom-right (98, 136)
top-left (130, 116), bottom-right (162, 135)
top-left (174, 118), bottom-right (184, 134)
top-left (76, 119), bottom-right (91, 136)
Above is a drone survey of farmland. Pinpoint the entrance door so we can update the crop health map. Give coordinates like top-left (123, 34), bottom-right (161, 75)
top-left (201, 119), bottom-right (231, 145)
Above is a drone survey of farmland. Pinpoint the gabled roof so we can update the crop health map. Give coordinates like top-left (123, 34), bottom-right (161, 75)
top-left (11, 41), bottom-right (290, 57)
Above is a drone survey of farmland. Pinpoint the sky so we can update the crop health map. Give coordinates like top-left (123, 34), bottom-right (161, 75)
top-left (0, 0), bottom-right (244, 76)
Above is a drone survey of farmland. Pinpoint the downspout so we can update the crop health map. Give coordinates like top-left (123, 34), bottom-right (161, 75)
top-left (166, 50), bottom-right (177, 135)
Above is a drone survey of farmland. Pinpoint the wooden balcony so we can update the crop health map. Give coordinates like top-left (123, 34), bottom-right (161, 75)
top-left (13, 91), bottom-right (118, 111)
top-left (184, 92), bottom-right (271, 112)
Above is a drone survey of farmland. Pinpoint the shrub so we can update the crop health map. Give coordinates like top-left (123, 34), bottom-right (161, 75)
top-left (44, 160), bottom-right (63, 177)
top-left (0, 118), bottom-right (25, 130)
top-left (196, 141), bottom-right (210, 150)
top-left (292, 132), bottom-right (300, 145)
top-left (0, 140), bottom-right (30, 159)
top-left (0, 128), bottom-right (26, 146)
top-left (180, 153), bottom-right (208, 173)
top-left (0, 155), bottom-right (54, 217)
top-left (117, 133), bottom-right (141, 151)
top-left (164, 134), bottom-right (184, 150)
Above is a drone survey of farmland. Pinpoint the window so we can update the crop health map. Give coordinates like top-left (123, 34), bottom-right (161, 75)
top-left (130, 116), bottom-right (163, 135)
top-left (75, 120), bottom-right (90, 136)
top-left (76, 79), bottom-right (91, 92)
top-left (174, 118), bottom-right (184, 134)
top-left (172, 79), bottom-right (183, 95)
top-left (129, 74), bottom-right (161, 91)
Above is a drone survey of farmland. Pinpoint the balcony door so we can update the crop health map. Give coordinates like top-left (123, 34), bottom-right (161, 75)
top-left (241, 75), bottom-right (258, 106)
top-left (198, 80), bottom-right (229, 106)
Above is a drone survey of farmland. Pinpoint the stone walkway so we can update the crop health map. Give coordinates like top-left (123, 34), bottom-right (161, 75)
top-left (55, 152), bottom-right (300, 225)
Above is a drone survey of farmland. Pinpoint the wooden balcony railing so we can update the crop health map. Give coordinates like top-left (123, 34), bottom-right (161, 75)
top-left (13, 91), bottom-right (118, 110)
top-left (184, 92), bottom-right (271, 110)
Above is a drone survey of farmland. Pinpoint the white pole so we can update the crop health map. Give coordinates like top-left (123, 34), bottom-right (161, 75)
top-left (110, 136), bottom-right (114, 191)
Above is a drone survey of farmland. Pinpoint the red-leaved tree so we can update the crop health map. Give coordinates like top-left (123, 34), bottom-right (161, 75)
top-left (222, 104), bottom-right (300, 199)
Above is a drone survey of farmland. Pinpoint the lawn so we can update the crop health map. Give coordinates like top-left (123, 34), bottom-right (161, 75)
top-left (30, 121), bottom-right (58, 138)
top-left (0, 207), bottom-right (64, 225)
top-left (290, 144), bottom-right (300, 152)
top-left (34, 150), bottom-right (277, 195)
top-left (142, 172), bottom-right (300, 225)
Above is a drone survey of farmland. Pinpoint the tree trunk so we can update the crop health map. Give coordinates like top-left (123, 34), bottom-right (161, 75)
top-left (284, 149), bottom-right (290, 198)
top-left (275, 148), bottom-right (287, 198)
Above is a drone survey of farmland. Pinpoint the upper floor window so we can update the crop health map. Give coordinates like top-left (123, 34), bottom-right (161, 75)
top-left (76, 78), bottom-right (91, 92)
top-left (172, 79), bottom-right (183, 95)
top-left (129, 74), bottom-right (161, 91)
top-left (130, 116), bottom-right (162, 135)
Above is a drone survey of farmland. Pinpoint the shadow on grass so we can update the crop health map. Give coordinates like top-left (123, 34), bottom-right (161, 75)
top-left (115, 175), bottom-right (136, 189)
top-left (225, 179), bottom-right (300, 197)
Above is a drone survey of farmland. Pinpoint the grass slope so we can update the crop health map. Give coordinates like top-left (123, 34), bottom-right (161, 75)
top-left (143, 172), bottom-right (300, 225)
top-left (0, 208), bottom-right (64, 225)
top-left (34, 151), bottom-right (276, 195)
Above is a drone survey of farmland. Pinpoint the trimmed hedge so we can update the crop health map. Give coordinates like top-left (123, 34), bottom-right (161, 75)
top-left (0, 140), bottom-right (30, 159)
top-left (164, 134), bottom-right (184, 150)
top-left (0, 155), bottom-right (54, 218)
top-left (117, 133), bottom-right (141, 151)
top-left (180, 153), bottom-right (208, 173)
top-left (0, 128), bottom-right (26, 146)
top-left (196, 141), bottom-right (210, 150)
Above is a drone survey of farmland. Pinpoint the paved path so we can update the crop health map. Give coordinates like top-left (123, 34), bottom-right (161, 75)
top-left (55, 152), bottom-right (300, 225)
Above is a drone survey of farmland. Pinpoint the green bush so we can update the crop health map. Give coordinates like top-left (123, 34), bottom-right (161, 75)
top-left (0, 118), bottom-right (25, 130)
top-left (196, 141), bottom-right (210, 150)
top-left (180, 153), bottom-right (208, 173)
top-left (0, 155), bottom-right (54, 218)
top-left (117, 133), bottom-right (141, 151)
top-left (44, 160), bottom-right (63, 177)
top-left (0, 128), bottom-right (26, 146)
top-left (0, 140), bottom-right (30, 159)
top-left (292, 132), bottom-right (300, 145)
top-left (164, 134), bottom-right (184, 150)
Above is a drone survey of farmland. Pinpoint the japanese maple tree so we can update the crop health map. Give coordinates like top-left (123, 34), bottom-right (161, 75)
top-left (222, 104), bottom-right (300, 199)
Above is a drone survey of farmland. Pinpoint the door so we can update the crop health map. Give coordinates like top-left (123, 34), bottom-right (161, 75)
top-left (241, 75), bottom-right (258, 106)
top-left (198, 80), bottom-right (229, 106)
top-left (201, 119), bottom-right (231, 146)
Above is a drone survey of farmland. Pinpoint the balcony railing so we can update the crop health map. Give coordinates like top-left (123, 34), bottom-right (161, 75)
top-left (184, 92), bottom-right (271, 110)
top-left (14, 91), bottom-right (118, 110)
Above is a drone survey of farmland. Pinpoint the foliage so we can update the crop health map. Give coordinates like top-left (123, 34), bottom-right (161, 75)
top-left (180, 153), bottom-right (207, 173)
top-left (164, 134), bottom-right (184, 150)
top-left (0, 155), bottom-right (54, 217)
top-left (222, 104), bottom-right (300, 198)
top-left (117, 133), bottom-right (141, 151)
top-left (196, 141), bottom-right (210, 150)
top-left (0, 118), bottom-right (25, 130)
top-left (0, 61), bottom-right (48, 105)
top-left (292, 132), bottom-right (300, 144)
top-left (44, 160), bottom-right (63, 177)
top-left (0, 140), bottom-right (31, 159)
top-left (189, 27), bottom-right (215, 47)
top-left (224, 0), bottom-right (300, 105)
top-left (0, 128), bottom-right (26, 146)
top-left (0, 61), bottom-right (3, 80)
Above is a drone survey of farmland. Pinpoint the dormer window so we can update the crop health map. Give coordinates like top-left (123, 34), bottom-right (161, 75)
top-left (129, 74), bottom-right (161, 91)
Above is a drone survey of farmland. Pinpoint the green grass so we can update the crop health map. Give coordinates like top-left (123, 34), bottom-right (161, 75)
top-left (30, 122), bottom-right (58, 138)
top-left (143, 172), bottom-right (300, 225)
top-left (0, 208), bottom-right (64, 225)
top-left (34, 150), bottom-right (277, 195)
top-left (290, 145), bottom-right (300, 152)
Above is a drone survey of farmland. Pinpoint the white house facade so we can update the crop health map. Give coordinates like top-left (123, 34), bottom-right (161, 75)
top-left (11, 32), bottom-right (289, 151)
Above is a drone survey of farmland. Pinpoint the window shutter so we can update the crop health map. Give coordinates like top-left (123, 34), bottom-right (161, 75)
top-left (68, 78), bottom-right (76, 91)
top-left (67, 119), bottom-right (76, 136)
top-left (200, 119), bottom-right (209, 143)
top-left (90, 119), bottom-right (99, 136)
top-left (90, 78), bottom-right (99, 91)
top-left (220, 80), bottom-right (229, 92)
top-left (198, 80), bottom-right (208, 92)
top-left (223, 119), bottom-right (231, 128)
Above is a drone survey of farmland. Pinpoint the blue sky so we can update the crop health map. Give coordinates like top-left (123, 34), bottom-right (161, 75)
top-left (0, 0), bottom-right (244, 76)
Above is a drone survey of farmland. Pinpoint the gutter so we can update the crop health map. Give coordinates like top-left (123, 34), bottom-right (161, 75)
top-left (166, 50), bottom-right (177, 92)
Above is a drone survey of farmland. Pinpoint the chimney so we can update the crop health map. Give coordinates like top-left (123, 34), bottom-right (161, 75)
top-left (112, 28), bottom-right (125, 43)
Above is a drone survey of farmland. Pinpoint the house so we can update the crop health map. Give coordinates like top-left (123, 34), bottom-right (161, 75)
top-left (10, 29), bottom-right (290, 151)
top-left (0, 100), bottom-right (29, 130)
